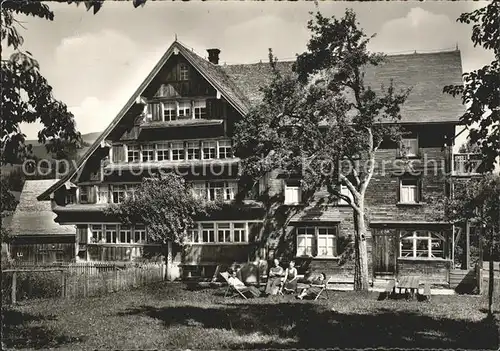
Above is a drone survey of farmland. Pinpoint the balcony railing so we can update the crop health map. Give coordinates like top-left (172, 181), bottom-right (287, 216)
top-left (452, 153), bottom-right (482, 176)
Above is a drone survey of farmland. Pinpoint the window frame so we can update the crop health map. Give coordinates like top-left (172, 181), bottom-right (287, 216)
top-left (202, 141), bottom-right (217, 160)
top-left (163, 102), bottom-right (177, 121)
top-left (284, 181), bottom-right (302, 205)
top-left (399, 135), bottom-right (419, 158)
top-left (399, 178), bottom-right (420, 204)
top-left (127, 145), bottom-right (140, 163)
top-left (399, 230), bottom-right (446, 259)
top-left (171, 141), bottom-right (185, 161)
top-left (185, 221), bottom-right (254, 245)
top-left (79, 186), bottom-right (89, 204)
top-left (218, 140), bottom-right (232, 159)
top-left (156, 142), bottom-right (170, 161)
top-left (296, 225), bottom-right (338, 258)
top-left (186, 141), bottom-right (201, 160)
top-left (141, 144), bottom-right (155, 162)
top-left (193, 100), bottom-right (206, 119)
top-left (179, 63), bottom-right (189, 81)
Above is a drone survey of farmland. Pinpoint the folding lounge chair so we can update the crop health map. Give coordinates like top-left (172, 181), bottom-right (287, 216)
top-left (220, 271), bottom-right (250, 299)
top-left (312, 276), bottom-right (332, 301)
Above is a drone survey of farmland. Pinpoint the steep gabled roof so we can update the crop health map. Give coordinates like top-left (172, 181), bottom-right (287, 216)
top-left (221, 50), bottom-right (464, 124)
top-left (37, 41), bottom-right (250, 201)
top-left (9, 180), bottom-right (75, 236)
top-left (38, 44), bottom-right (464, 201)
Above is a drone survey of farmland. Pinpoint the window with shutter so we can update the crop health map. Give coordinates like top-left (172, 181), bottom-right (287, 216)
top-left (112, 145), bottom-right (124, 163)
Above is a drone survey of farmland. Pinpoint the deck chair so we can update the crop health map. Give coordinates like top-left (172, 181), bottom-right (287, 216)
top-left (220, 271), bottom-right (250, 299)
top-left (312, 276), bottom-right (332, 301)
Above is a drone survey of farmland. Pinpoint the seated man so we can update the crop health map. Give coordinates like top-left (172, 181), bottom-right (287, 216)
top-left (227, 268), bottom-right (261, 298)
top-left (296, 272), bottom-right (326, 300)
top-left (265, 258), bottom-right (285, 295)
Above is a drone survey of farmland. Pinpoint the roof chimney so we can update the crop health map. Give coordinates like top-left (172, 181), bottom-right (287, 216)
top-left (207, 48), bottom-right (221, 64)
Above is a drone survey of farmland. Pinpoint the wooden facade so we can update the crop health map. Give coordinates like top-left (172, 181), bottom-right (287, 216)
top-left (39, 42), bottom-right (472, 285)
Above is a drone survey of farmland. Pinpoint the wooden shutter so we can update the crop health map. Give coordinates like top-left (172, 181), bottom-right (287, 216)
top-left (112, 145), bottom-right (124, 163)
top-left (88, 186), bottom-right (97, 204)
top-left (149, 103), bottom-right (162, 121)
top-left (206, 98), bottom-right (222, 119)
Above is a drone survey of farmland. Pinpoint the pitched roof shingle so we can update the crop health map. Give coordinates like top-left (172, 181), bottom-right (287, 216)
top-left (9, 180), bottom-right (75, 236)
top-left (220, 50), bottom-right (465, 124)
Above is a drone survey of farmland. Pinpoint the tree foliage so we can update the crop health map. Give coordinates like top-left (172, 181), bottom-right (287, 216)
top-left (446, 174), bottom-right (500, 314)
top-left (1, 0), bottom-right (147, 165)
top-left (0, 177), bottom-right (18, 213)
top-left (1, 2), bottom-right (83, 164)
top-left (444, 0), bottom-right (500, 171)
top-left (234, 9), bottom-right (410, 290)
top-left (105, 173), bottom-right (219, 245)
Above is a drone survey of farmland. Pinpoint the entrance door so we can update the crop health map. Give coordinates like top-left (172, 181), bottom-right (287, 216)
top-left (373, 231), bottom-right (397, 277)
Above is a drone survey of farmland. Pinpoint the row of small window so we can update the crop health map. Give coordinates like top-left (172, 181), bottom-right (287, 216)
top-left (186, 222), bottom-right (251, 244)
top-left (122, 140), bottom-right (232, 163)
top-left (284, 178), bottom-right (422, 205)
top-left (88, 224), bottom-right (147, 244)
top-left (146, 100), bottom-right (206, 122)
top-left (78, 181), bottom-right (238, 204)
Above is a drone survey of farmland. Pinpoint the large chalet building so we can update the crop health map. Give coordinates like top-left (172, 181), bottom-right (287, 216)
top-left (37, 41), bottom-right (474, 284)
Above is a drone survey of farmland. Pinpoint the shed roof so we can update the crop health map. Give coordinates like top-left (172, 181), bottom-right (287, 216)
top-left (9, 180), bottom-right (75, 236)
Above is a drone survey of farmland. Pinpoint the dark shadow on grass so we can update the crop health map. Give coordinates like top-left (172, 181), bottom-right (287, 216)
top-left (117, 301), bottom-right (499, 349)
top-left (2, 309), bottom-right (83, 349)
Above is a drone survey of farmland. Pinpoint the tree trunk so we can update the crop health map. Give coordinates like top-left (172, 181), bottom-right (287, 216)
top-left (353, 207), bottom-right (370, 291)
top-left (488, 228), bottom-right (495, 315)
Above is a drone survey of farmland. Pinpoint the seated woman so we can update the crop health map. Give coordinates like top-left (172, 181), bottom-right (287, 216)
top-left (227, 268), bottom-right (261, 298)
top-left (265, 258), bottom-right (285, 295)
top-left (296, 272), bottom-right (326, 300)
top-left (282, 260), bottom-right (299, 293)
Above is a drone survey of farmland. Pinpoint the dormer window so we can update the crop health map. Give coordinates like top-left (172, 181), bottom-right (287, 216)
top-left (179, 63), bottom-right (189, 81)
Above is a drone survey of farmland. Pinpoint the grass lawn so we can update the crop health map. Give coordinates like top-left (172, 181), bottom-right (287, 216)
top-left (2, 282), bottom-right (499, 350)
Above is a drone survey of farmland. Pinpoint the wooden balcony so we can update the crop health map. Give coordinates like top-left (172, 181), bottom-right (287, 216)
top-left (452, 153), bottom-right (482, 176)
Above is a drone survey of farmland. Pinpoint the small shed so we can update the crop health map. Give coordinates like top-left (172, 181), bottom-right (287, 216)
top-left (9, 180), bottom-right (76, 264)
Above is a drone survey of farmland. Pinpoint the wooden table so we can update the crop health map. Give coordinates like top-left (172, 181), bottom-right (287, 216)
top-left (397, 276), bottom-right (420, 300)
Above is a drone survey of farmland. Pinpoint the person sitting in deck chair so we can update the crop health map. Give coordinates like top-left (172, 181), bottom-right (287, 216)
top-left (282, 260), bottom-right (299, 293)
top-left (265, 258), bottom-right (285, 296)
top-left (296, 273), bottom-right (326, 300)
top-left (227, 268), bottom-right (261, 298)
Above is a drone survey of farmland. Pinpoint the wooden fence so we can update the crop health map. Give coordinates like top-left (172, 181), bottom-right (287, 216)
top-left (2, 262), bottom-right (165, 304)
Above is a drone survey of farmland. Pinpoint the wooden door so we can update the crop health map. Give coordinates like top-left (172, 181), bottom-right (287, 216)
top-left (373, 231), bottom-right (397, 277)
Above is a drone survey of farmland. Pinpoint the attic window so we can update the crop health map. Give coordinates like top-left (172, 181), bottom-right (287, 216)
top-left (179, 63), bottom-right (189, 81)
